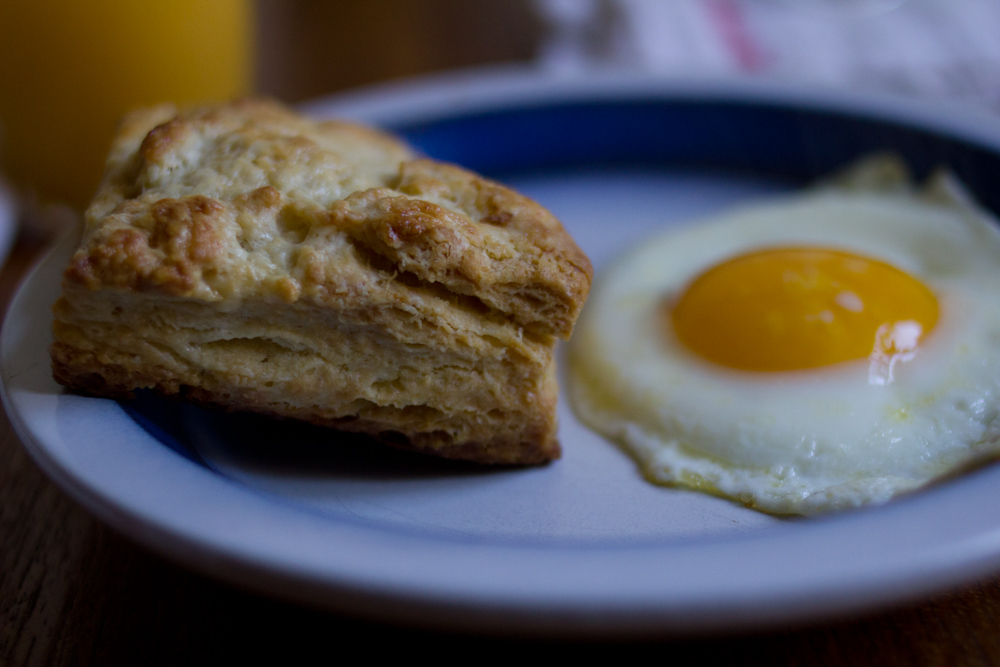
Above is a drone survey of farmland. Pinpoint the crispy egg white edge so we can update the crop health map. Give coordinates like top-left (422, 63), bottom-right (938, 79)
top-left (567, 175), bottom-right (1000, 515)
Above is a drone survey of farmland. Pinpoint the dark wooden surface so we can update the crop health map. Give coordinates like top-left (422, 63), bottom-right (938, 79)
top-left (2, 238), bottom-right (1000, 665)
top-left (254, 0), bottom-right (543, 103)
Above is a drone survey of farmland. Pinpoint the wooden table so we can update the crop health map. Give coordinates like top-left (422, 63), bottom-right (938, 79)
top-left (1, 234), bottom-right (1000, 665)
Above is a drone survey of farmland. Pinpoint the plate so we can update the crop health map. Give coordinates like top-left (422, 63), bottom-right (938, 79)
top-left (8, 70), bottom-right (1000, 635)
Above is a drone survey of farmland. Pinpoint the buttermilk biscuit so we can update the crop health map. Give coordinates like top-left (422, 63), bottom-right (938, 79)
top-left (51, 99), bottom-right (592, 464)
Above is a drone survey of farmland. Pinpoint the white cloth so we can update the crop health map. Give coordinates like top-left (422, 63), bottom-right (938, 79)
top-left (536, 0), bottom-right (1000, 110)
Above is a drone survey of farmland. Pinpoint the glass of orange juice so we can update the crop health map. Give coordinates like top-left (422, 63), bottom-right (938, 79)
top-left (0, 0), bottom-right (252, 211)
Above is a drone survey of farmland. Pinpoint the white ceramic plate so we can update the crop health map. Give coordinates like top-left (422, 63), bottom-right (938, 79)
top-left (8, 70), bottom-right (1000, 635)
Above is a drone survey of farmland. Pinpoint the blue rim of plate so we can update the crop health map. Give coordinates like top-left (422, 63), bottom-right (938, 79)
top-left (395, 94), bottom-right (1000, 218)
top-left (8, 70), bottom-right (1000, 635)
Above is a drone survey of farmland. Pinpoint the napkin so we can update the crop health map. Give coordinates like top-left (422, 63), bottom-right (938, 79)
top-left (536, 0), bottom-right (1000, 111)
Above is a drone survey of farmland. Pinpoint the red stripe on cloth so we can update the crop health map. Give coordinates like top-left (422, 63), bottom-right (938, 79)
top-left (704, 0), bottom-right (768, 71)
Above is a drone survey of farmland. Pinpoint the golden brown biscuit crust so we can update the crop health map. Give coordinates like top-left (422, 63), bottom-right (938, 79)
top-left (51, 99), bottom-right (592, 464)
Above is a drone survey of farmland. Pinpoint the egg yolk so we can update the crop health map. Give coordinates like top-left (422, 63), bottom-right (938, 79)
top-left (669, 247), bottom-right (938, 372)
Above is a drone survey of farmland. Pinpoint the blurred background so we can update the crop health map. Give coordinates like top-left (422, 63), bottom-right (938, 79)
top-left (1, 0), bottom-right (1000, 245)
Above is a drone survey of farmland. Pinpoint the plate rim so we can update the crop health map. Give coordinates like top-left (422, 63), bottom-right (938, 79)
top-left (9, 68), bottom-right (1000, 636)
top-left (302, 65), bottom-right (1000, 152)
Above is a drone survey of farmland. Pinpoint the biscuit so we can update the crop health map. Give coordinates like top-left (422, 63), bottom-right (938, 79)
top-left (51, 99), bottom-right (592, 464)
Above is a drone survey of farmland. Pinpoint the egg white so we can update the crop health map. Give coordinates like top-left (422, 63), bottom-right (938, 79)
top-left (568, 173), bottom-right (1000, 515)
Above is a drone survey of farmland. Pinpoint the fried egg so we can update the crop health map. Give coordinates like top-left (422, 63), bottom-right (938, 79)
top-left (567, 165), bottom-right (1000, 515)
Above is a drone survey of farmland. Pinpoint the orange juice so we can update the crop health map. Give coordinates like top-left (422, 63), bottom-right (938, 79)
top-left (0, 0), bottom-right (252, 210)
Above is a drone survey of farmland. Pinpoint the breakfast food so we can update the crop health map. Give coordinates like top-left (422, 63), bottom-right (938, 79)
top-left (50, 99), bottom-right (592, 464)
top-left (568, 157), bottom-right (1000, 514)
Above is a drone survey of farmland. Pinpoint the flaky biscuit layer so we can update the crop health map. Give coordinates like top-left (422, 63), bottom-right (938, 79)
top-left (52, 99), bottom-right (592, 463)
